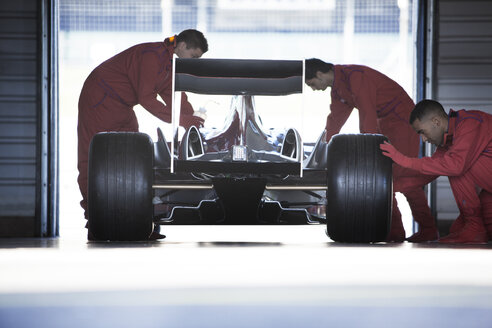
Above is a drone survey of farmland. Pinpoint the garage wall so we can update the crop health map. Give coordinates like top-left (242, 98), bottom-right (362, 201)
top-left (0, 0), bottom-right (58, 237)
top-left (432, 0), bottom-right (492, 221)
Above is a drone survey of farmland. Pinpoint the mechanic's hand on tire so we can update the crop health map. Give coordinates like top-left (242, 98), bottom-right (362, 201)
top-left (180, 114), bottom-right (205, 130)
top-left (380, 141), bottom-right (412, 168)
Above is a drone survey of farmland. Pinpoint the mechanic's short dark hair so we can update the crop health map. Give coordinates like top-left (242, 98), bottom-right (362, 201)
top-left (409, 99), bottom-right (448, 124)
top-left (176, 29), bottom-right (208, 53)
top-left (305, 58), bottom-right (334, 80)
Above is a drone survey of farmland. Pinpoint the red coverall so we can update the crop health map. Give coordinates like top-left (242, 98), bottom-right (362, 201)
top-left (404, 109), bottom-right (492, 239)
top-left (326, 65), bottom-right (436, 240)
top-left (77, 38), bottom-right (197, 219)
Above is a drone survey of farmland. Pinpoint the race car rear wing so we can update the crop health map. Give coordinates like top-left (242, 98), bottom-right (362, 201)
top-left (170, 58), bottom-right (305, 174)
top-left (174, 58), bottom-right (303, 95)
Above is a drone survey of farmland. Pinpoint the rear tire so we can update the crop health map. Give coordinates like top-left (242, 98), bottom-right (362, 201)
top-left (326, 134), bottom-right (392, 243)
top-left (88, 132), bottom-right (154, 241)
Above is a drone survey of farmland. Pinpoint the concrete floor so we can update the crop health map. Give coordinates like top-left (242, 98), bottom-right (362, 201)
top-left (1, 225), bottom-right (492, 328)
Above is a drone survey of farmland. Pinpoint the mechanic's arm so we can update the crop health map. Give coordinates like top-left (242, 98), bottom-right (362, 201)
top-left (158, 89), bottom-right (204, 129)
top-left (129, 50), bottom-right (173, 122)
top-left (325, 92), bottom-right (354, 142)
top-left (348, 72), bottom-right (379, 134)
top-left (381, 120), bottom-right (485, 176)
top-left (132, 51), bottom-right (203, 128)
top-left (413, 120), bottom-right (486, 176)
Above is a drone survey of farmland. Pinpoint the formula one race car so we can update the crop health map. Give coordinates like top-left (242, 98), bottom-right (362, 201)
top-left (87, 58), bottom-right (393, 242)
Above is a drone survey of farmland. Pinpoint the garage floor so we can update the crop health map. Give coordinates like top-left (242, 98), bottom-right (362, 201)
top-left (1, 225), bottom-right (492, 328)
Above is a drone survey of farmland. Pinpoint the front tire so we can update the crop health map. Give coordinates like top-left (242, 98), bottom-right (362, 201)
top-left (326, 134), bottom-right (392, 243)
top-left (88, 132), bottom-right (154, 241)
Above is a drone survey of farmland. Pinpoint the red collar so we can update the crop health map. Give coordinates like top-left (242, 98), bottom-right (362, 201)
top-left (441, 110), bottom-right (457, 146)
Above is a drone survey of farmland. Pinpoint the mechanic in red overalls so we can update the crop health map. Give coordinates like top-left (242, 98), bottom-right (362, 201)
top-left (77, 29), bottom-right (208, 230)
top-left (381, 99), bottom-right (492, 244)
top-left (305, 58), bottom-right (438, 243)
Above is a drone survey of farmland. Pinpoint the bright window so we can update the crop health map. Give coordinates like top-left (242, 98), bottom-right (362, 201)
top-left (59, 0), bottom-right (415, 233)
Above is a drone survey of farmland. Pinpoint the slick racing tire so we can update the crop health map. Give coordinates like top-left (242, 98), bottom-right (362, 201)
top-left (326, 134), bottom-right (392, 243)
top-left (88, 132), bottom-right (154, 241)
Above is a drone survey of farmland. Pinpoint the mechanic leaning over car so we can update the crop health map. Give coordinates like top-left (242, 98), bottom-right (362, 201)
top-left (381, 100), bottom-right (492, 244)
top-left (77, 29), bottom-right (208, 225)
top-left (304, 58), bottom-right (438, 243)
